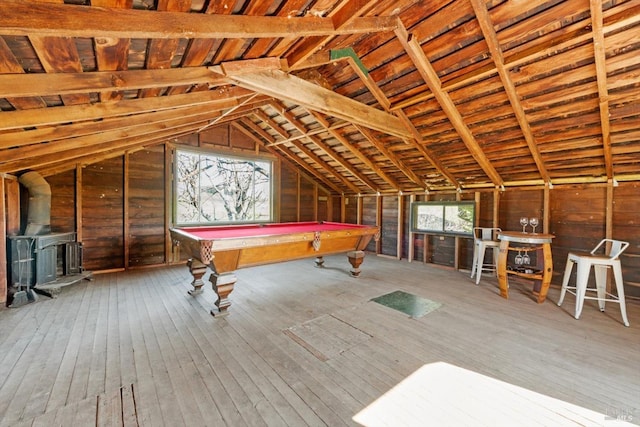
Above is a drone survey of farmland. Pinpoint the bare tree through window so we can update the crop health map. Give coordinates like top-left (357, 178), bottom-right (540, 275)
top-left (176, 150), bottom-right (272, 224)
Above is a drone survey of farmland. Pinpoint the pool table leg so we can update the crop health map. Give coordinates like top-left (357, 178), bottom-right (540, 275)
top-left (186, 258), bottom-right (208, 295)
top-left (347, 250), bottom-right (365, 277)
top-left (210, 272), bottom-right (236, 316)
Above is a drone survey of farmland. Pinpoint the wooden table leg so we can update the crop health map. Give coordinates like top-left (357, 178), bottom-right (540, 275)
top-left (497, 240), bottom-right (509, 299)
top-left (347, 250), bottom-right (365, 277)
top-left (210, 272), bottom-right (236, 316)
top-left (186, 258), bottom-right (208, 295)
top-left (536, 243), bottom-right (553, 303)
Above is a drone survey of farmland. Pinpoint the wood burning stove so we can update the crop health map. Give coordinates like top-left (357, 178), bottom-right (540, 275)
top-left (9, 232), bottom-right (82, 289)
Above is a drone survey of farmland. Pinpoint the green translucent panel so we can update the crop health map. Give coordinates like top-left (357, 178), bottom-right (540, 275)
top-left (371, 290), bottom-right (441, 319)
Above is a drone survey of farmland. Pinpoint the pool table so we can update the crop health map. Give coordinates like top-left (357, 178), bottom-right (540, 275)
top-left (170, 221), bottom-right (380, 316)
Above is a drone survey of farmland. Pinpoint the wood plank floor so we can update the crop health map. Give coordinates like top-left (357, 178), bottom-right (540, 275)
top-left (0, 255), bottom-right (638, 426)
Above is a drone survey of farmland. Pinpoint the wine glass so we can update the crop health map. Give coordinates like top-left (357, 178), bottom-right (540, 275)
top-left (522, 252), bottom-right (530, 265)
top-left (530, 217), bottom-right (539, 233)
top-left (515, 250), bottom-right (523, 266)
top-left (520, 217), bottom-right (528, 233)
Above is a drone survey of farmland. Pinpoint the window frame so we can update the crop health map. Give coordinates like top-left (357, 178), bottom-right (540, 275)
top-left (409, 201), bottom-right (475, 237)
top-left (173, 147), bottom-right (276, 226)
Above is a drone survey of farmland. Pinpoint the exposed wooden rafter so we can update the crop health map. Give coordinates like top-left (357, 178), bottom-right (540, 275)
top-left (469, 0), bottom-right (550, 183)
top-left (590, 0), bottom-right (614, 180)
top-left (306, 110), bottom-right (397, 191)
top-left (222, 67), bottom-right (412, 139)
top-left (265, 102), bottom-right (377, 192)
top-left (0, 88), bottom-right (253, 131)
top-left (395, 20), bottom-right (504, 188)
top-left (0, 0), bottom-right (397, 39)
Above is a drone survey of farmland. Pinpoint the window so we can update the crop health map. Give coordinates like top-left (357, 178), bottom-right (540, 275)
top-left (410, 201), bottom-right (475, 236)
top-left (175, 149), bottom-right (272, 224)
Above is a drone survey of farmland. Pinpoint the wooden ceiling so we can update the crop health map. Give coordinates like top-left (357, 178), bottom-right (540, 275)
top-left (1, 0), bottom-right (639, 194)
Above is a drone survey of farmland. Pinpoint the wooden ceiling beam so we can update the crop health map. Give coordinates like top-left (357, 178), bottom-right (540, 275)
top-left (1, 102), bottom-right (235, 150)
top-left (355, 125), bottom-right (425, 190)
top-left (223, 68), bottom-right (412, 139)
top-left (229, 120), bottom-right (336, 195)
top-left (0, 110), bottom-right (215, 173)
top-left (2, 122), bottom-right (205, 175)
top-left (267, 104), bottom-right (374, 192)
top-left (286, 0), bottom-right (383, 70)
top-left (307, 110), bottom-right (398, 191)
top-left (0, 67), bottom-right (228, 98)
top-left (232, 120), bottom-right (345, 194)
top-left (305, 132), bottom-right (380, 193)
top-left (0, 0), bottom-right (396, 39)
top-left (0, 37), bottom-right (46, 109)
top-left (242, 115), bottom-right (358, 191)
top-left (337, 51), bottom-right (460, 189)
top-left (470, 0), bottom-right (550, 183)
top-left (590, 0), bottom-right (614, 179)
top-left (0, 87), bottom-right (252, 131)
top-left (28, 36), bottom-right (91, 106)
top-left (392, 3), bottom-right (640, 112)
top-left (395, 20), bottom-right (504, 187)
top-left (287, 135), bottom-right (364, 194)
top-left (394, 111), bottom-right (460, 189)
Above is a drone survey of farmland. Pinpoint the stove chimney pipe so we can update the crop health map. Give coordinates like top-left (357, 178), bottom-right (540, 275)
top-left (19, 171), bottom-right (51, 236)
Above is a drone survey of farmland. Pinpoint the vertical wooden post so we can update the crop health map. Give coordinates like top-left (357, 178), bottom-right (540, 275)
top-left (605, 179), bottom-right (615, 292)
top-left (75, 164), bottom-right (83, 242)
top-left (376, 194), bottom-right (382, 255)
top-left (296, 173), bottom-right (301, 222)
top-left (493, 188), bottom-right (500, 228)
top-left (123, 152), bottom-right (130, 269)
top-left (543, 183), bottom-right (551, 234)
top-left (606, 179), bottom-right (614, 239)
top-left (313, 185), bottom-right (318, 221)
top-left (408, 194), bottom-right (415, 262)
top-left (453, 191), bottom-right (461, 270)
top-left (474, 191), bottom-right (481, 226)
top-left (164, 144), bottom-right (173, 263)
top-left (424, 193), bottom-right (430, 264)
top-left (0, 176), bottom-right (6, 305)
top-left (397, 193), bottom-right (404, 260)
top-left (1, 175), bottom-right (20, 304)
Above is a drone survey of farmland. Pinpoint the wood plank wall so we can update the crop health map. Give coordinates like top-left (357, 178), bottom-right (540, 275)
top-left (3, 131), bottom-right (640, 304)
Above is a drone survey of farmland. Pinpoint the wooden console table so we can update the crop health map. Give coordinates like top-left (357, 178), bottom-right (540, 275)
top-left (497, 231), bottom-right (555, 303)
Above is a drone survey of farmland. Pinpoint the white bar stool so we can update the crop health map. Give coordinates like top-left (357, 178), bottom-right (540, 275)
top-left (471, 227), bottom-right (501, 285)
top-left (558, 239), bottom-right (630, 327)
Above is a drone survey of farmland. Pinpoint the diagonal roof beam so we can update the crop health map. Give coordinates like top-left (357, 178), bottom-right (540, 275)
top-left (0, 101), bottom-right (237, 150)
top-left (395, 20), bottom-right (504, 187)
top-left (306, 110), bottom-right (400, 191)
top-left (470, 0), bottom-right (550, 183)
top-left (0, 67), bottom-right (228, 99)
top-left (230, 121), bottom-right (335, 196)
top-left (590, 0), bottom-right (614, 179)
top-left (238, 116), bottom-right (361, 193)
top-left (0, 87), bottom-right (253, 131)
top-left (232, 120), bottom-right (346, 194)
top-left (1, 121), bottom-right (206, 175)
top-left (221, 67), bottom-right (412, 140)
top-left (267, 102), bottom-right (377, 192)
top-left (353, 124), bottom-right (422, 189)
top-left (335, 50), bottom-right (460, 189)
top-left (0, 37), bottom-right (46, 109)
top-left (286, 0), bottom-right (382, 70)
